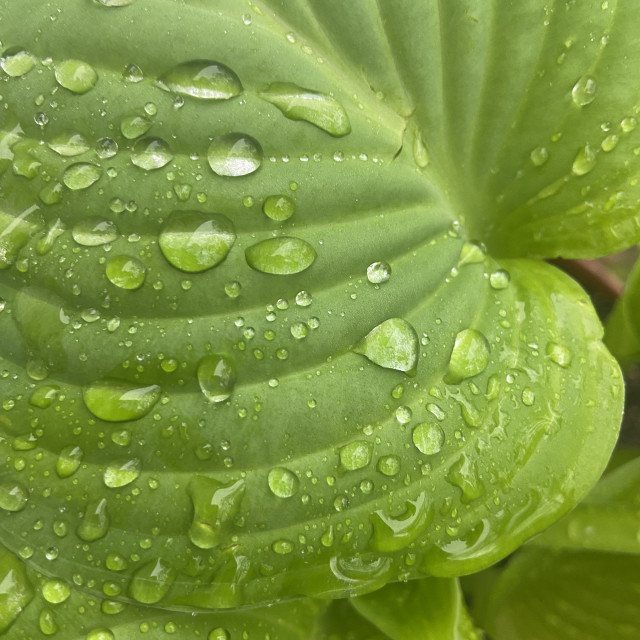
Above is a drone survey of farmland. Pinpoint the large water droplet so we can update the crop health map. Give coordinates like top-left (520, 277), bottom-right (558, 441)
top-left (0, 47), bottom-right (37, 76)
top-left (263, 194), bottom-right (295, 221)
top-left (83, 380), bottom-right (161, 422)
top-left (0, 548), bottom-right (34, 634)
top-left (77, 498), bottom-right (109, 541)
top-left (447, 453), bottom-right (484, 503)
top-left (571, 75), bottom-right (597, 106)
top-left (339, 441), bottom-right (373, 471)
top-left (489, 269), bottom-right (510, 290)
top-left (412, 422), bottom-right (444, 455)
top-left (63, 163), bottom-right (102, 190)
top-left (39, 607), bottom-right (57, 635)
top-left (572, 143), bottom-right (597, 176)
top-left (159, 211), bottom-right (235, 272)
top-left (0, 481), bottom-right (28, 512)
top-left (105, 255), bottom-right (146, 289)
top-left (56, 446), bottom-right (83, 478)
top-left (104, 458), bottom-right (141, 488)
top-left (354, 318), bottom-right (419, 375)
top-left (120, 114), bottom-right (152, 140)
top-left (48, 132), bottom-right (90, 157)
top-left (546, 342), bottom-right (572, 367)
top-left (259, 82), bottom-right (351, 137)
top-left (446, 329), bottom-right (490, 383)
top-left (197, 354), bottom-right (236, 403)
top-left (267, 467), bottom-right (299, 498)
top-left (41, 579), bottom-right (70, 604)
top-left (245, 236), bottom-right (316, 275)
top-left (54, 59), bottom-right (97, 94)
top-left (159, 60), bottom-right (242, 100)
top-left (187, 476), bottom-right (245, 549)
top-left (329, 553), bottom-right (393, 593)
top-left (131, 137), bottom-right (173, 170)
top-left (370, 492), bottom-right (433, 551)
top-left (0, 204), bottom-right (44, 269)
top-left (208, 629), bottom-right (230, 640)
top-left (129, 558), bottom-right (176, 604)
top-left (366, 261), bottom-right (391, 284)
top-left (207, 133), bottom-right (262, 177)
top-left (72, 218), bottom-right (118, 246)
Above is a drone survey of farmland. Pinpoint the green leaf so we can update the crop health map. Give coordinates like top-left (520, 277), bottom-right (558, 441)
top-left (481, 548), bottom-right (640, 640)
top-left (0, 0), bottom-right (625, 631)
top-left (352, 578), bottom-right (480, 640)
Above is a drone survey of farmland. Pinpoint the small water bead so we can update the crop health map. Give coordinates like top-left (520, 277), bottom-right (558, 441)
top-left (86, 630), bottom-right (115, 640)
top-left (290, 321), bottom-right (308, 340)
top-left (129, 558), bottom-right (176, 604)
top-left (105, 255), bottom-right (146, 289)
top-left (208, 629), bottom-right (230, 640)
top-left (446, 453), bottom-right (484, 503)
top-left (377, 455), bottom-right (400, 477)
top-left (224, 281), bottom-right (241, 298)
top-left (63, 163), bottom-right (102, 190)
top-left (0, 46), bottom-right (37, 76)
top-left (54, 59), bottom-right (97, 93)
top-left (413, 135), bottom-right (429, 168)
top-left (106, 553), bottom-right (128, 571)
top-left (48, 132), bottom-right (90, 156)
top-left (159, 60), bottom-right (242, 100)
top-left (0, 481), bottom-right (28, 511)
top-left (530, 146), bottom-right (549, 166)
top-left (207, 133), bottom-right (263, 176)
top-left (395, 405), bottom-right (412, 424)
top-left (77, 498), bottom-right (109, 542)
top-left (572, 143), bottom-right (597, 176)
top-left (267, 467), bottom-right (299, 498)
top-left (412, 422), bottom-right (444, 455)
top-left (263, 194), bottom-right (295, 221)
top-left (72, 218), bottom-right (118, 246)
top-left (521, 387), bottom-right (536, 406)
top-left (621, 116), bottom-right (637, 133)
top-left (39, 608), bottom-right (57, 635)
top-left (366, 261), bottom-right (391, 284)
top-left (83, 380), bottom-right (160, 422)
top-left (354, 318), bottom-right (419, 375)
top-left (120, 114), bottom-right (152, 139)
top-left (296, 290), bottom-right (312, 307)
top-left (446, 329), bottom-right (490, 383)
top-left (39, 182), bottom-right (63, 205)
top-left (42, 579), bottom-right (70, 604)
top-left (546, 342), bottom-right (572, 367)
top-left (123, 62), bottom-right (144, 82)
top-left (56, 446), bottom-right (83, 478)
top-left (489, 269), bottom-right (510, 289)
top-left (197, 354), bottom-right (236, 403)
top-left (339, 441), bottom-right (373, 471)
top-left (104, 458), bottom-right (141, 488)
top-left (131, 137), bottom-right (173, 170)
top-left (571, 75), bottom-right (597, 106)
top-left (272, 539), bottom-right (294, 555)
top-left (245, 237), bottom-right (316, 275)
top-left (159, 211), bottom-right (235, 272)
top-left (259, 82), bottom-right (351, 137)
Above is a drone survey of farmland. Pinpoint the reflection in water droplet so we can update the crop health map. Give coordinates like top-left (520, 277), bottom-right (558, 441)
top-left (54, 59), bottom-right (97, 93)
top-left (412, 422), bottom-right (444, 455)
top-left (129, 558), bottom-right (175, 604)
top-left (0, 47), bottom-right (37, 76)
top-left (131, 137), bottom-right (173, 170)
top-left (571, 75), bottom-right (597, 107)
top-left (0, 481), bottom-right (28, 511)
top-left (260, 82), bottom-right (351, 137)
top-left (446, 329), bottom-right (490, 383)
top-left (159, 211), bottom-right (235, 272)
top-left (447, 453), bottom-right (484, 503)
top-left (207, 133), bottom-right (262, 177)
top-left (366, 261), bottom-right (391, 284)
top-left (83, 379), bottom-right (161, 422)
top-left (263, 194), bottom-right (295, 221)
top-left (72, 218), bottom-right (118, 246)
top-left (120, 114), bottom-right (152, 140)
top-left (339, 441), bottom-right (373, 471)
top-left (48, 132), bottom-right (90, 156)
top-left (267, 467), bottom-right (299, 498)
top-left (104, 458), bottom-right (141, 488)
top-left (105, 255), bottom-right (146, 289)
top-left (56, 446), bottom-right (83, 478)
top-left (572, 143), bottom-right (597, 176)
top-left (546, 342), bottom-right (572, 367)
top-left (197, 354), bottom-right (236, 403)
top-left (245, 236), bottom-right (316, 275)
top-left (354, 318), bottom-right (419, 375)
top-left (159, 60), bottom-right (242, 100)
top-left (370, 492), bottom-right (433, 551)
top-left (63, 163), bottom-right (102, 190)
top-left (77, 498), bottom-right (109, 541)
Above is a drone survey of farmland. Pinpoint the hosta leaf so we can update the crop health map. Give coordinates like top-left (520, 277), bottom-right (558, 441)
top-left (0, 0), bottom-right (625, 632)
top-left (481, 548), bottom-right (640, 640)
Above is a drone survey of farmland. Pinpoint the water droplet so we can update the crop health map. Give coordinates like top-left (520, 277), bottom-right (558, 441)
top-left (259, 82), bottom-right (351, 137)
top-left (366, 261), bottom-right (391, 284)
top-left (72, 218), bottom-right (118, 246)
top-left (329, 553), bottom-right (393, 592)
top-left (63, 163), bottom-right (102, 190)
top-left (354, 318), bottom-right (419, 375)
top-left (120, 114), bottom-right (152, 140)
top-left (208, 629), bottom-right (230, 640)
top-left (86, 630), bottom-right (115, 640)
top-left (446, 329), bottom-right (490, 383)
top-left (159, 211), bottom-right (235, 272)
top-left (521, 387), bottom-right (535, 406)
top-left (48, 131), bottom-right (89, 156)
top-left (96, 137), bottom-right (118, 158)
top-left (447, 453), bottom-right (484, 503)
top-left (39, 607), bottom-right (57, 635)
top-left (97, 0), bottom-right (137, 5)
top-left (187, 476), bottom-right (245, 549)
top-left (131, 137), bottom-right (173, 170)
top-left (197, 354), bottom-right (236, 403)
top-left (290, 321), bottom-right (308, 340)
top-left (106, 553), bottom-right (128, 571)
top-left (30, 385), bottom-right (60, 409)
top-left (377, 455), bottom-right (400, 477)
top-left (77, 498), bottom-right (109, 541)
top-left (339, 441), bottom-right (373, 471)
top-left (0, 204), bottom-right (44, 269)
top-left (413, 135), bottom-right (429, 168)
top-left (412, 422), bottom-right (444, 455)
top-left (104, 458), bottom-right (141, 488)
top-left (530, 146), bottom-right (549, 166)
top-left (0, 481), bottom-right (28, 511)
top-left (245, 236), bottom-right (316, 275)
top-left (601, 133), bottom-right (619, 152)
top-left (0, 46), bottom-right (37, 76)
top-left (123, 62), bottom-right (143, 82)
top-left (546, 342), bottom-right (572, 367)
top-left (370, 492), bottom-right (433, 551)
top-left (0, 548), bottom-right (34, 634)
top-left (571, 75), bottom-right (597, 106)
top-left (83, 380), bottom-right (161, 422)
top-left (572, 143), bottom-right (597, 176)
top-left (268, 467), bottom-right (299, 498)
top-left (295, 290), bottom-right (312, 306)
top-left (56, 446), bottom-right (83, 478)
top-left (41, 579), bottom-right (70, 604)
top-left (129, 558), bottom-right (176, 604)
top-left (489, 269), bottom-right (510, 289)
top-left (105, 255), bottom-right (146, 289)
top-left (621, 116), bottom-right (637, 133)
top-left (263, 194), bottom-right (295, 221)
top-left (272, 539), bottom-right (294, 554)
top-left (159, 60), bottom-right (242, 100)
top-left (54, 59), bottom-right (97, 93)
top-left (207, 133), bottom-right (262, 176)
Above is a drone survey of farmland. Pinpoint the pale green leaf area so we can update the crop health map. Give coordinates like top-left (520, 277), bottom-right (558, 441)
top-left (0, 0), bottom-right (631, 637)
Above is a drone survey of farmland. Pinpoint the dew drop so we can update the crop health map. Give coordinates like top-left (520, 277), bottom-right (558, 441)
top-left (572, 143), bottom-right (597, 176)
top-left (530, 146), bottom-right (549, 167)
top-left (370, 493), bottom-right (433, 551)
top-left (120, 114), bottom-right (152, 140)
top-left (601, 133), bottom-right (619, 152)
top-left (129, 558), bottom-right (176, 604)
top-left (131, 137), bottom-right (173, 170)
top-left (621, 117), bottom-right (637, 133)
top-left (48, 132), bottom-right (90, 156)
top-left (354, 318), bottom-right (419, 375)
top-left (105, 255), bottom-right (146, 289)
top-left (295, 290), bottom-right (312, 307)
top-left (546, 342), bottom-right (572, 367)
top-left (290, 321), bottom-right (308, 340)
top-left (86, 629), bottom-right (115, 640)
top-left (458, 242), bottom-right (486, 266)
top-left (263, 194), bottom-right (295, 221)
top-left (104, 458), bottom-right (141, 488)
top-left (56, 446), bottom-right (83, 478)
top-left (54, 59), bottom-right (97, 93)
top-left (0, 548), bottom-right (34, 634)
top-left (123, 63), bottom-right (143, 82)
top-left (447, 453), bottom-right (484, 503)
top-left (208, 629), bottom-right (230, 640)
top-left (39, 607), bottom-right (57, 635)
top-left (267, 467), bottom-right (299, 498)
top-left (159, 211), bottom-right (235, 272)
top-left (0, 46), bottom-right (37, 76)
top-left (339, 440), bottom-right (373, 471)
top-left (159, 60), bottom-right (242, 100)
top-left (412, 422), bottom-right (444, 455)
top-left (571, 75), bottom-right (597, 107)
top-left (97, 0), bottom-right (137, 5)
top-left (489, 269), bottom-right (510, 289)
top-left (207, 133), bottom-right (262, 176)
top-left (77, 498), bottom-right (109, 541)
top-left (446, 329), bottom-right (490, 383)
top-left (197, 354), bottom-right (236, 403)
top-left (30, 385), bottom-right (60, 409)
top-left (63, 163), bottom-right (102, 190)
top-left (0, 481), bottom-right (28, 512)
top-left (366, 261), bottom-right (391, 284)
top-left (413, 135), bottom-right (429, 168)
top-left (41, 579), bottom-right (70, 604)
top-left (83, 379), bottom-right (160, 422)
top-left (245, 236), bottom-right (316, 275)
top-left (521, 387), bottom-right (535, 406)
top-left (72, 218), bottom-right (118, 246)
top-left (376, 455), bottom-right (400, 477)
